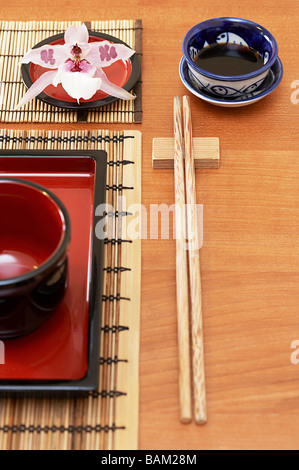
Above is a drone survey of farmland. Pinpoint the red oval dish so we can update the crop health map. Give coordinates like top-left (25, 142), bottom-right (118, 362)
top-left (21, 32), bottom-right (141, 110)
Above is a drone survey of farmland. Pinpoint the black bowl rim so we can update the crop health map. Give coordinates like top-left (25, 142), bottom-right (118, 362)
top-left (0, 178), bottom-right (71, 289)
top-left (20, 30), bottom-right (141, 110)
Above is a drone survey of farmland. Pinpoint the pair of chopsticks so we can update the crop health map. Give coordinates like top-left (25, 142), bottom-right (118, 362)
top-left (174, 95), bottom-right (207, 425)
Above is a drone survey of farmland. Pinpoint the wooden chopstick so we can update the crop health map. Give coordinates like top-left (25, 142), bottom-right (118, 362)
top-left (183, 95), bottom-right (207, 425)
top-left (173, 96), bottom-right (192, 423)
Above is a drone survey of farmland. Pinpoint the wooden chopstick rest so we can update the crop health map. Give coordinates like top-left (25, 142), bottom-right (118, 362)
top-left (152, 137), bottom-right (220, 169)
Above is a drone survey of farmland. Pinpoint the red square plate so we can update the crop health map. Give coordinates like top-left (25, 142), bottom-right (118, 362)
top-left (0, 150), bottom-right (106, 395)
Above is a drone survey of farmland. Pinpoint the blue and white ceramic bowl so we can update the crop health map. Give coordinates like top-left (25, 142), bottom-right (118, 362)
top-left (182, 17), bottom-right (278, 98)
top-left (179, 56), bottom-right (283, 107)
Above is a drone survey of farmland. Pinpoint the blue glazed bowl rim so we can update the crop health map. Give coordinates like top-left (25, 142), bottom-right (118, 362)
top-left (179, 56), bottom-right (283, 104)
top-left (182, 17), bottom-right (279, 82)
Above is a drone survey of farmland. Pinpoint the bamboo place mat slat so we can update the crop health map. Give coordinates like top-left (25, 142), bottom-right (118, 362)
top-left (0, 129), bottom-right (142, 450)
top-left (0, 20), bottom-right (142, 123)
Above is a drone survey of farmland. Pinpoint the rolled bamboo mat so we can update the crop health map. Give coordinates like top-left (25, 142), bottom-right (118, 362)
top-left (0, 20), bottom-right (142, 123)
top-left (0, 129), bottom-right (142, 450)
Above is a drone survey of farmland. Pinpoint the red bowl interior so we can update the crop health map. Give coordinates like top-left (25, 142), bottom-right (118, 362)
top-left (0, 181), bottom-right (64, 280)
top-left (29, 36), bottom-right (133, 102)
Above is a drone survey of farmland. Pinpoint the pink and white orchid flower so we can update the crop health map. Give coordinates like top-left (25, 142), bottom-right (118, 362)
top-left (16, 23), bottom-right (135, 108)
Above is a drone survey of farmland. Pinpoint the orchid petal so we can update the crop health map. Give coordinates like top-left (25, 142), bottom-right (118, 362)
top-left (20, 45), bottom-right (66, 68)
top-left (94, 68), bottom-right (135, 100)
top-left (54, 70), bottom-right (101, 102)
top-left (15, 70), bottom-right (58, 109)
top-left (86, 41), bottom-right (135, 67)
top-left (65, 23), bottom-right (89, 45)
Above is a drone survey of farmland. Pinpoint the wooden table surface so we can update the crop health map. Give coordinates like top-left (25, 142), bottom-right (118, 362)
top-left (2, 0), bottom-right (299, 451)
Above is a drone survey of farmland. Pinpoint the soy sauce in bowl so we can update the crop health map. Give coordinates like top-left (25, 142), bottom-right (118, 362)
top-left (193, 43), bottom-right (264, 76)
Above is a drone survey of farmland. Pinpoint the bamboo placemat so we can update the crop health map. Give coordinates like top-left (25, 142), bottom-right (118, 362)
top-left (0, 20), bottom-right (142, 123)
top-left (0, 129), bottom-right (142, 450)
